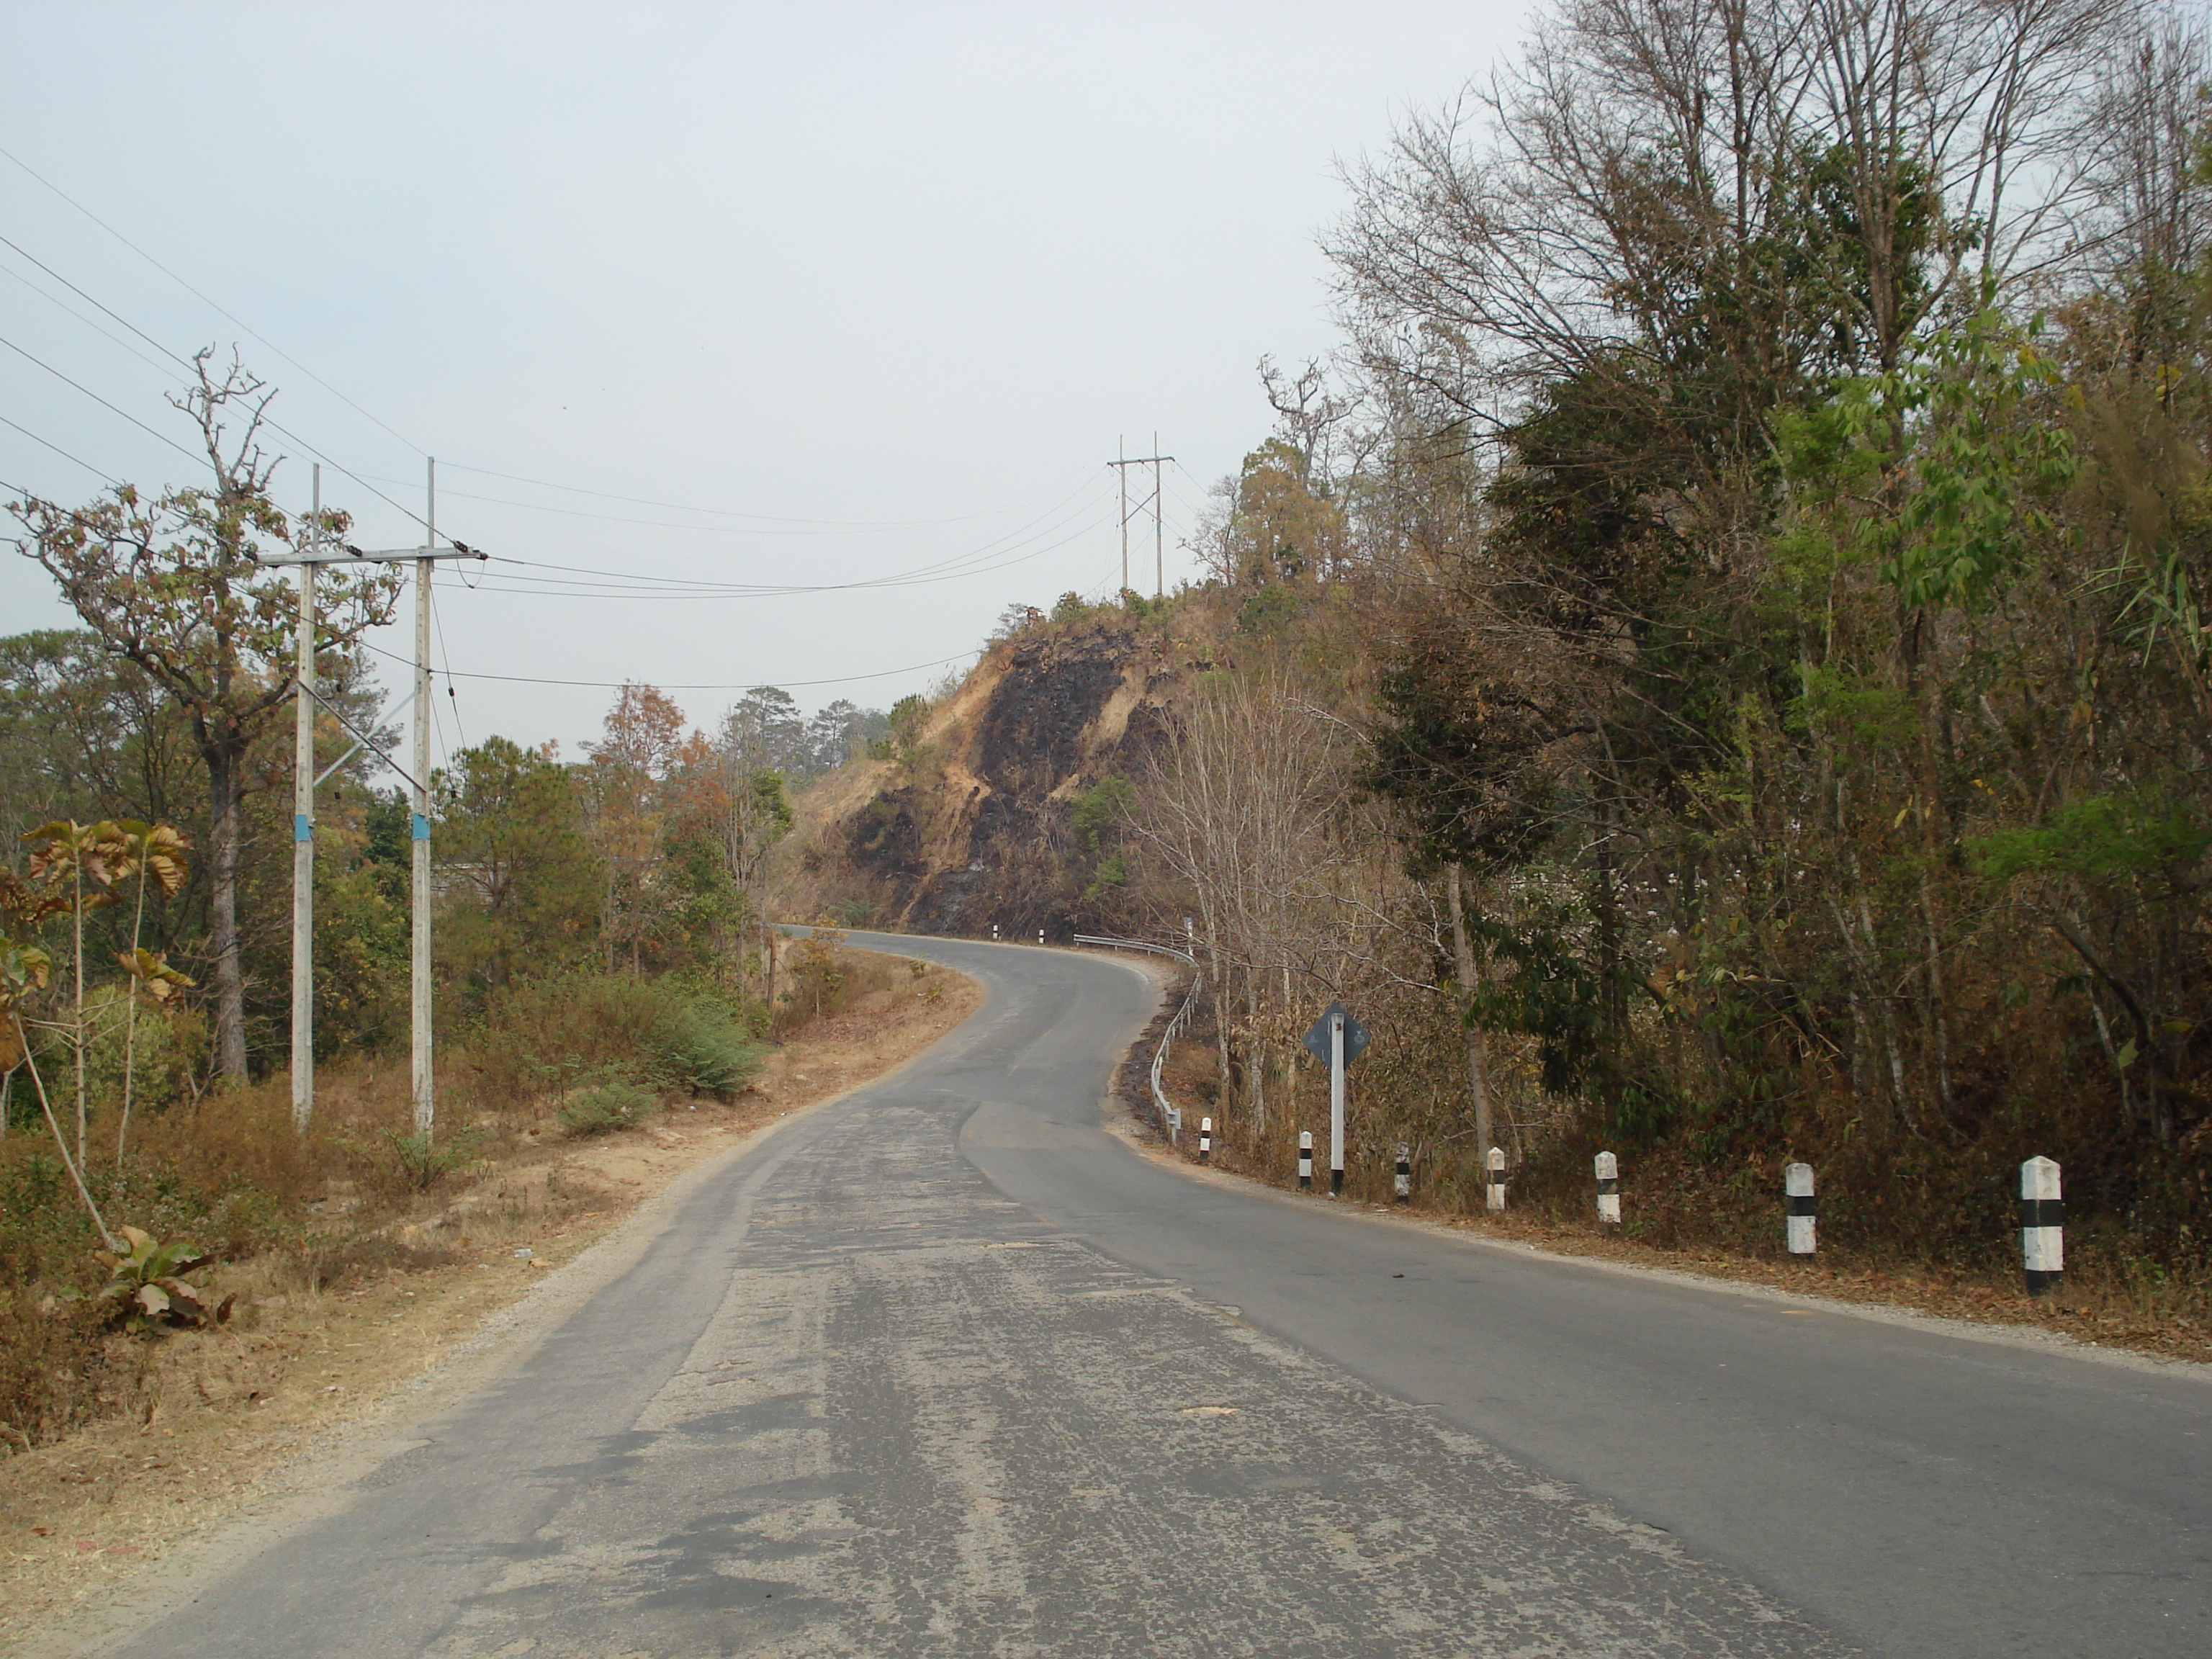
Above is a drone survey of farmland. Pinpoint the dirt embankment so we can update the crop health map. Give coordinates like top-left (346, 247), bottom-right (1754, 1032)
top-left (775, 615), bottom-right (1194, 938)
top-left (0, 954), bottom-right (983, 1650)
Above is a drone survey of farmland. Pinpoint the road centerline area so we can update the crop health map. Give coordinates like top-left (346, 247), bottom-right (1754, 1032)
top-left (95, 935), bottom-right (2205, 1658)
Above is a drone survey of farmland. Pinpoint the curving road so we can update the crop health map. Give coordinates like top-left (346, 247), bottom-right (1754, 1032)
top-left (98, 934), bottom-right (2208, 1658)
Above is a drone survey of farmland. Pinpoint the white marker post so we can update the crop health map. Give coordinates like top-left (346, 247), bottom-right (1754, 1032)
top-left (1595, 1151), bottom-right (1621, 1225)
top-left (990, 922), bottom-right (999, 941)
top-left (1329, 1010), bottom-right (1347, 1196)
top-left (1786, 1162), bottom-right (1817, 1256)
top-left (1298, 1131), bottom-right (1313, 1190)
top-left (1487, 1146), bottom-right (1506, 1212)
top-left (2022, 1156), bottom-right (2064, 1298)
top-left (1037, 929), bottom-right (1045, 945)
top-left (1199, 1116), bottom-right (1213, 1164)
top-left (1393, 1142), bottom-right (1411, 1205)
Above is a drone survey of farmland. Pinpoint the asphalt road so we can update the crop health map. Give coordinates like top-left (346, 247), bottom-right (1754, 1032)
top-left (102, 934), bottom-right (2208, 1658)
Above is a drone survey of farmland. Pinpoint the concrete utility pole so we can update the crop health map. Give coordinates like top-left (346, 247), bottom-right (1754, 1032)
top-left (1107, 436), bottom-right (1174, 598)
top-left (413, 459), bottom-right (434, 1136)
top-left (1116, 436), bottom-right (1127, 593)
top-left (258, 458), bottom-right (485, 1137)
top-left (289, 467), bottom-right (320, 1131)
top-left (1153, 432), bottom-right (1165, 598)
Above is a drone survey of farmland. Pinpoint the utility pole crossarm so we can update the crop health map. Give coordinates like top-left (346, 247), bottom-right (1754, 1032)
top-left (255, 544), bottom-right (487, 567)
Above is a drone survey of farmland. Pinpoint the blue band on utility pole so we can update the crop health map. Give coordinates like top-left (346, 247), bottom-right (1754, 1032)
top-left (411, 813), bottom-right (431, 841)
top-left (295, 814), bottom-right (312, 842)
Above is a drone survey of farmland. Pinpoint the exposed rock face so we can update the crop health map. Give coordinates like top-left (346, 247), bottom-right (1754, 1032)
top-left (777, 619), bottom-right (1180, 938)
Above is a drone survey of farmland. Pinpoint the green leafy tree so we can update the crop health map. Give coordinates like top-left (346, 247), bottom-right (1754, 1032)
top-left (1069, 774), bottom-right (1135, 904)
top-left (433, 736), bottom-right (601, 1002)
top-left (867, 695), bottom-right (931, 766)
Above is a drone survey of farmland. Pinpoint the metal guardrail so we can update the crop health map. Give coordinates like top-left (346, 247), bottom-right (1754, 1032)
top-left (1071, 933), bottom-right (1196, 966)
top-left (1072, 935), bottom-right (1201, 1146)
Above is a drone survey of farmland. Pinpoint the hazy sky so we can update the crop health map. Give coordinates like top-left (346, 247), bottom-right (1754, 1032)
top-left (1, 1), bottom-right (1529, 763)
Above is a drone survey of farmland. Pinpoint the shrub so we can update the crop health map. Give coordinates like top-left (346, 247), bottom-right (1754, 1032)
top-left (786, 926), bottom-right (849, 1024)
top-left (463, 974), bottom-right (761, 1112)
top-left (644, 999), bottom-right (760, 1100)
top-left (464, 973), bottom-right (670, 1110)
top-left (0, 1288), bottom-right (135, 1449)
top-left (357, 1128), bottom-right (482, 1192)
top-left (89, 1226), bottom-right (233, 1328)
top-left (557, 1071), bottom-right (661, 1136)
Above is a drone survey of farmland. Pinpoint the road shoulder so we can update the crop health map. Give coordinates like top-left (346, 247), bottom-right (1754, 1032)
top-left (1098, 1059), bottom-right (2212, 1382)
top-left (0, 956), bottom-right (986, 1658)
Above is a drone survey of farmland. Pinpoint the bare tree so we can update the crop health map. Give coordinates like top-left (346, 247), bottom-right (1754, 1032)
top-left (1328, 0), bottom-right (2147, 439)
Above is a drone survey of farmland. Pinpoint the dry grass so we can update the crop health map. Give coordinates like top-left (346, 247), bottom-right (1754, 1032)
top-left (1426, 1206), bottom-right (2212, 1363)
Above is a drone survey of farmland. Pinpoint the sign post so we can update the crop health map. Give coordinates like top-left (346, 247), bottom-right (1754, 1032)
top-left (1301, 1002), bottom-right (1370, 1199)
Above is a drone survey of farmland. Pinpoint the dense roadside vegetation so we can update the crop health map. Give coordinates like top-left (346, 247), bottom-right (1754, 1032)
top-left (1, 381), bottom-right (896, 1446)
top-left (960, 0), bottom-right (2212, 1310)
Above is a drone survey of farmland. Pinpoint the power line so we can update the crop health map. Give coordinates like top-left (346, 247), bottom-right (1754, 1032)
top-left (462, 501), bottom-right (1112, 601)
top-left (0, 180), bottom-right (1117, 597)
top-left (0, 315), bottom-right (436, 539)
top-left (0, 331), bottom-right (207, 467)
top-left (431, 574), bottom-right (469, 755)
top-left (0, 219), bottom-right (440, 535)
top-left (0, 242), bottom-right (438, 537)
top-left (0, 413), bottom-right (118, 485)
top-left (359, 638), bottom-right (979, 693)
top-left (0, 251), bottom-right (186, 384)
top-left (0, 143), bottom-right (427, 457)
top-left (0, 206), bottom-right (1093, 563)
top-left (439, 460), bottom-right (1086, 531)
top-left (464, 529), bottom-right (1103, 600)
top-left (348, 467), bottom-right (1110, 543)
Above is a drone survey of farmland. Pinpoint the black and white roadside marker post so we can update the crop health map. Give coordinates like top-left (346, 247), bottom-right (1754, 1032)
top-left (1786, 1162), bottom-right (1816, 1256)
top-left (1394, 1142), bottom-right (1411, 1204)
top-left (1038, 929), bottom-right (1046, 945)
top-left (990, 922), bottom-right (999, 941)
top-left (2022, 1156), bottom-right (2064, 1298)
top-left (1300, 1002), bottom-right (1370, 1200)
top-left (1328, 1013), bottom-right (1346, 1196)
top-left (1595, 1151), bottom-right (1621, 1225)
top-left (1199, 1116), bottom-right (1212, 1163)
top-left (1487, 1146), bottom-right (1506, 1212)
top-left (1298, 1131), bottom-right (1314, 1190)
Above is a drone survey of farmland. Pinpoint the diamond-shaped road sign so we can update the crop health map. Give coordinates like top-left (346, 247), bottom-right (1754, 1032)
top-left (1301, 1002), bottom-right (1371, 1066)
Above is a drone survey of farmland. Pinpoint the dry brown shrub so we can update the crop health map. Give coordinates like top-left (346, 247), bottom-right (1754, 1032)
top-left (0, 1290), bottom-right (151, 1451)
top-left (455, 974), bottom-right (725, 1115)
